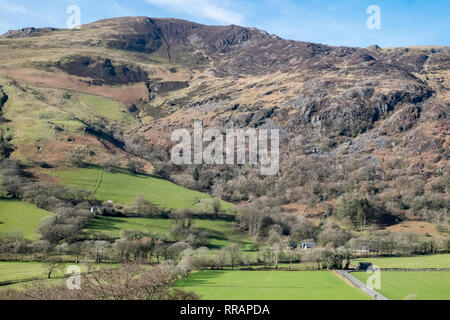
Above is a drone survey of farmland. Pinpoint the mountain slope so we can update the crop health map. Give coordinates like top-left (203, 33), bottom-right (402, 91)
top-left (0, 17), bottom-right (448, 232)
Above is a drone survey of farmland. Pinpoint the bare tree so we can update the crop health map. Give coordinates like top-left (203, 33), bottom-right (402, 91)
top-left (127, 160), bottom-right (145, 174)
top-left (236, 199), bottom-right (270, 238)
top-left (223, 243), bottom-right (242, 270)
top-left (212, 198), bottom-right (222, 218)
top-left (127, 195), bottom-right (158, 217)
top-left (6, 263), bottom-right (199, 300)
top-left (44, 257), bottom-right (60, 279)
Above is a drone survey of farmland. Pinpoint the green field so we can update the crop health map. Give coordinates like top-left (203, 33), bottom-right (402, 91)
top-left (353, 271), bottom-right (450, 300)
top-left (50, 168), bottom-right (233, 211)
top-left (0, 261), bottom-right (115, 294)
top-left (0, 261), bottom-right (106, 284)
top-left (51, 167), bottom-right (243, 249)
top-left (88, 215), bottom-right (253, 251)
top-left (0, 199), bottom-right (51, 240)
top-left (0, 278), bottom-right (65, 294)
top-left (176, 270), bottom-right (371, 300)
top-left (78, 94), bottom-right (138, 127)
top-left (0, 261), bottom-right (68, 283)
top-left (352, 254), bottom-right (450, 269)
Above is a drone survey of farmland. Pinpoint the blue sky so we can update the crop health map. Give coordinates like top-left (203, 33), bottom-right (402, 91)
top-left (0, 0), bottom-right (448, 47)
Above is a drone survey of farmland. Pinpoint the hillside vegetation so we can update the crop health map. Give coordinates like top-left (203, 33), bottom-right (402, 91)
top-left (0, 17), bottom-right (447, 237)
top-left (352, 254), bottom-right (450, 269)
top-left (0, 17), bottom-right (448, 301)
top-left (48, 167), bottom-right (233, 211)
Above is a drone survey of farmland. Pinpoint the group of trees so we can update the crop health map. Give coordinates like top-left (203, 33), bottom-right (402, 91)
top-left (0, 88), bottom-right (12, 158)
top-left (38, 205), bottom-right (91, 243)
top-left (0, 263), bottom-right (198, 300)
top-left (1, 160), bottom-right (94, 244)
top-left (236, 197), bottom-right (276, 239)
top-left (156, 131), bottom-right (448, 237)
top-left (114, 232), bottom-right (164, 263)
top-left (0, 127), bottom-right (13, 159)
top-left (233, 194), bottom-right (448, 260)
top-left (302, 247), bottom-right (350, 270)
top-left (336, 197), bottom-right (380, 229)
top-left (124, 195), bottom-right (160, 217)
top-left (0, 155), bottom-right (448, 298)
top-left (347, 232), bottom-right (449, 256)
top-left (168, 208), bottom-right (209, 247)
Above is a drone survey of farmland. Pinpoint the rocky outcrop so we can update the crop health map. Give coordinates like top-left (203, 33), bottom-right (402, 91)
top-left (2, 27), bottom-right (56, 38)
top-left (0, 87), bottom-right (8, 122)
top-left (79, 17), bottom-right (450, 78)
top-left (150, 81), bottom-right (189, 93)
top-left (56, 56), bottom-right (149, 85)
top-left (0, 17), bottom-right (448, 212)
top-left (0, 87), bottom-right (7, 108)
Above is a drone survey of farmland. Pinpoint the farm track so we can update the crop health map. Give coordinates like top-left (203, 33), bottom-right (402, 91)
top-left (335, 270), bottom-right (389, 300)
top-left (91, 168), bottom-right (104, 196)
top-left (79, 100), bottom-right (100, 118)
top-left (0, 269), bottom-right (99, 287)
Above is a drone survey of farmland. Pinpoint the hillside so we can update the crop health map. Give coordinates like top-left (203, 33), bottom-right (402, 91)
top-left (0, 16), bottom-right (448, 235)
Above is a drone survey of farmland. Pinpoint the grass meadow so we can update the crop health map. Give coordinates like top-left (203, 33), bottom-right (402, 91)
top-left (352, 254), bottom-right (450, 269)
top-left (50, 168), bottom-right (233, 212)
top-left (175, 270), bottom-right (371, 300)
top-left (0, 199), bottom-right (51, 240)
top-left (0, 262), bottom-right (117, 294)
top-left (78, 94), bottom-right (139, 127)
top-left (353, 271), bottom-right (450, 300)
top-left (0, 261), bottom-right (70, 283)
top-left (46, 167), bottom-right (247, 250)
top-left (87, 215), bottom-right (253, 251)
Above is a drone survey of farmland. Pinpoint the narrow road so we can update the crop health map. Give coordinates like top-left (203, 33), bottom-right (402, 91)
top-left (335, 270), bottom-right (389, 300)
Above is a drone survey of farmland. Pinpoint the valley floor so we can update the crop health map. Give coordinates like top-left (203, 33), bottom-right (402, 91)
top-left (175, 270), bottom-right (372, 300)
top-left (353, 271), bottom-right (450, 300)
top-left (1, 257), bottom-right (450, 300)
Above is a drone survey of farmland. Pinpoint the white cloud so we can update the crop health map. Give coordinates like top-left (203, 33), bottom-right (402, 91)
top-left (144, 0), bottom-right (244, 25)
top-left (0, 2), bottom-right (28, 14)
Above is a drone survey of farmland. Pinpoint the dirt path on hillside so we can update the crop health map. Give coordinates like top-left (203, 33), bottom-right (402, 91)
top-left (79, 100), bottom-right (100, 118)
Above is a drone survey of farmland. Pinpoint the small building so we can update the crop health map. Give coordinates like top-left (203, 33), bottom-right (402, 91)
top-left (288, 241), bottom-right (299, 249)
top-left (301, 242), bottom-right (316, 250)
top-left (355, 246), bottom-right (370, 254)
top-left (356, 262), bottom-right (373, 271)
top-left (91, 200), bottom-right (116, 216)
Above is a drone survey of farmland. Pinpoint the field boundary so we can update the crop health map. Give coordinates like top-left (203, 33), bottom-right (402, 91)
top-left (336, 270), bottom-right (389, 300)
top-left (0, 274), bottom-right (69, 287)
top-left (332, 270), bottom-right (356, 288)
top-left (91, 168), bottom-right (104, 196)
top-left (0, 270), bottom-right (98, 287)
top-left (79, 100), bottom-right (100, 118)
top-left (378, 268), bottom-right (450, 272)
